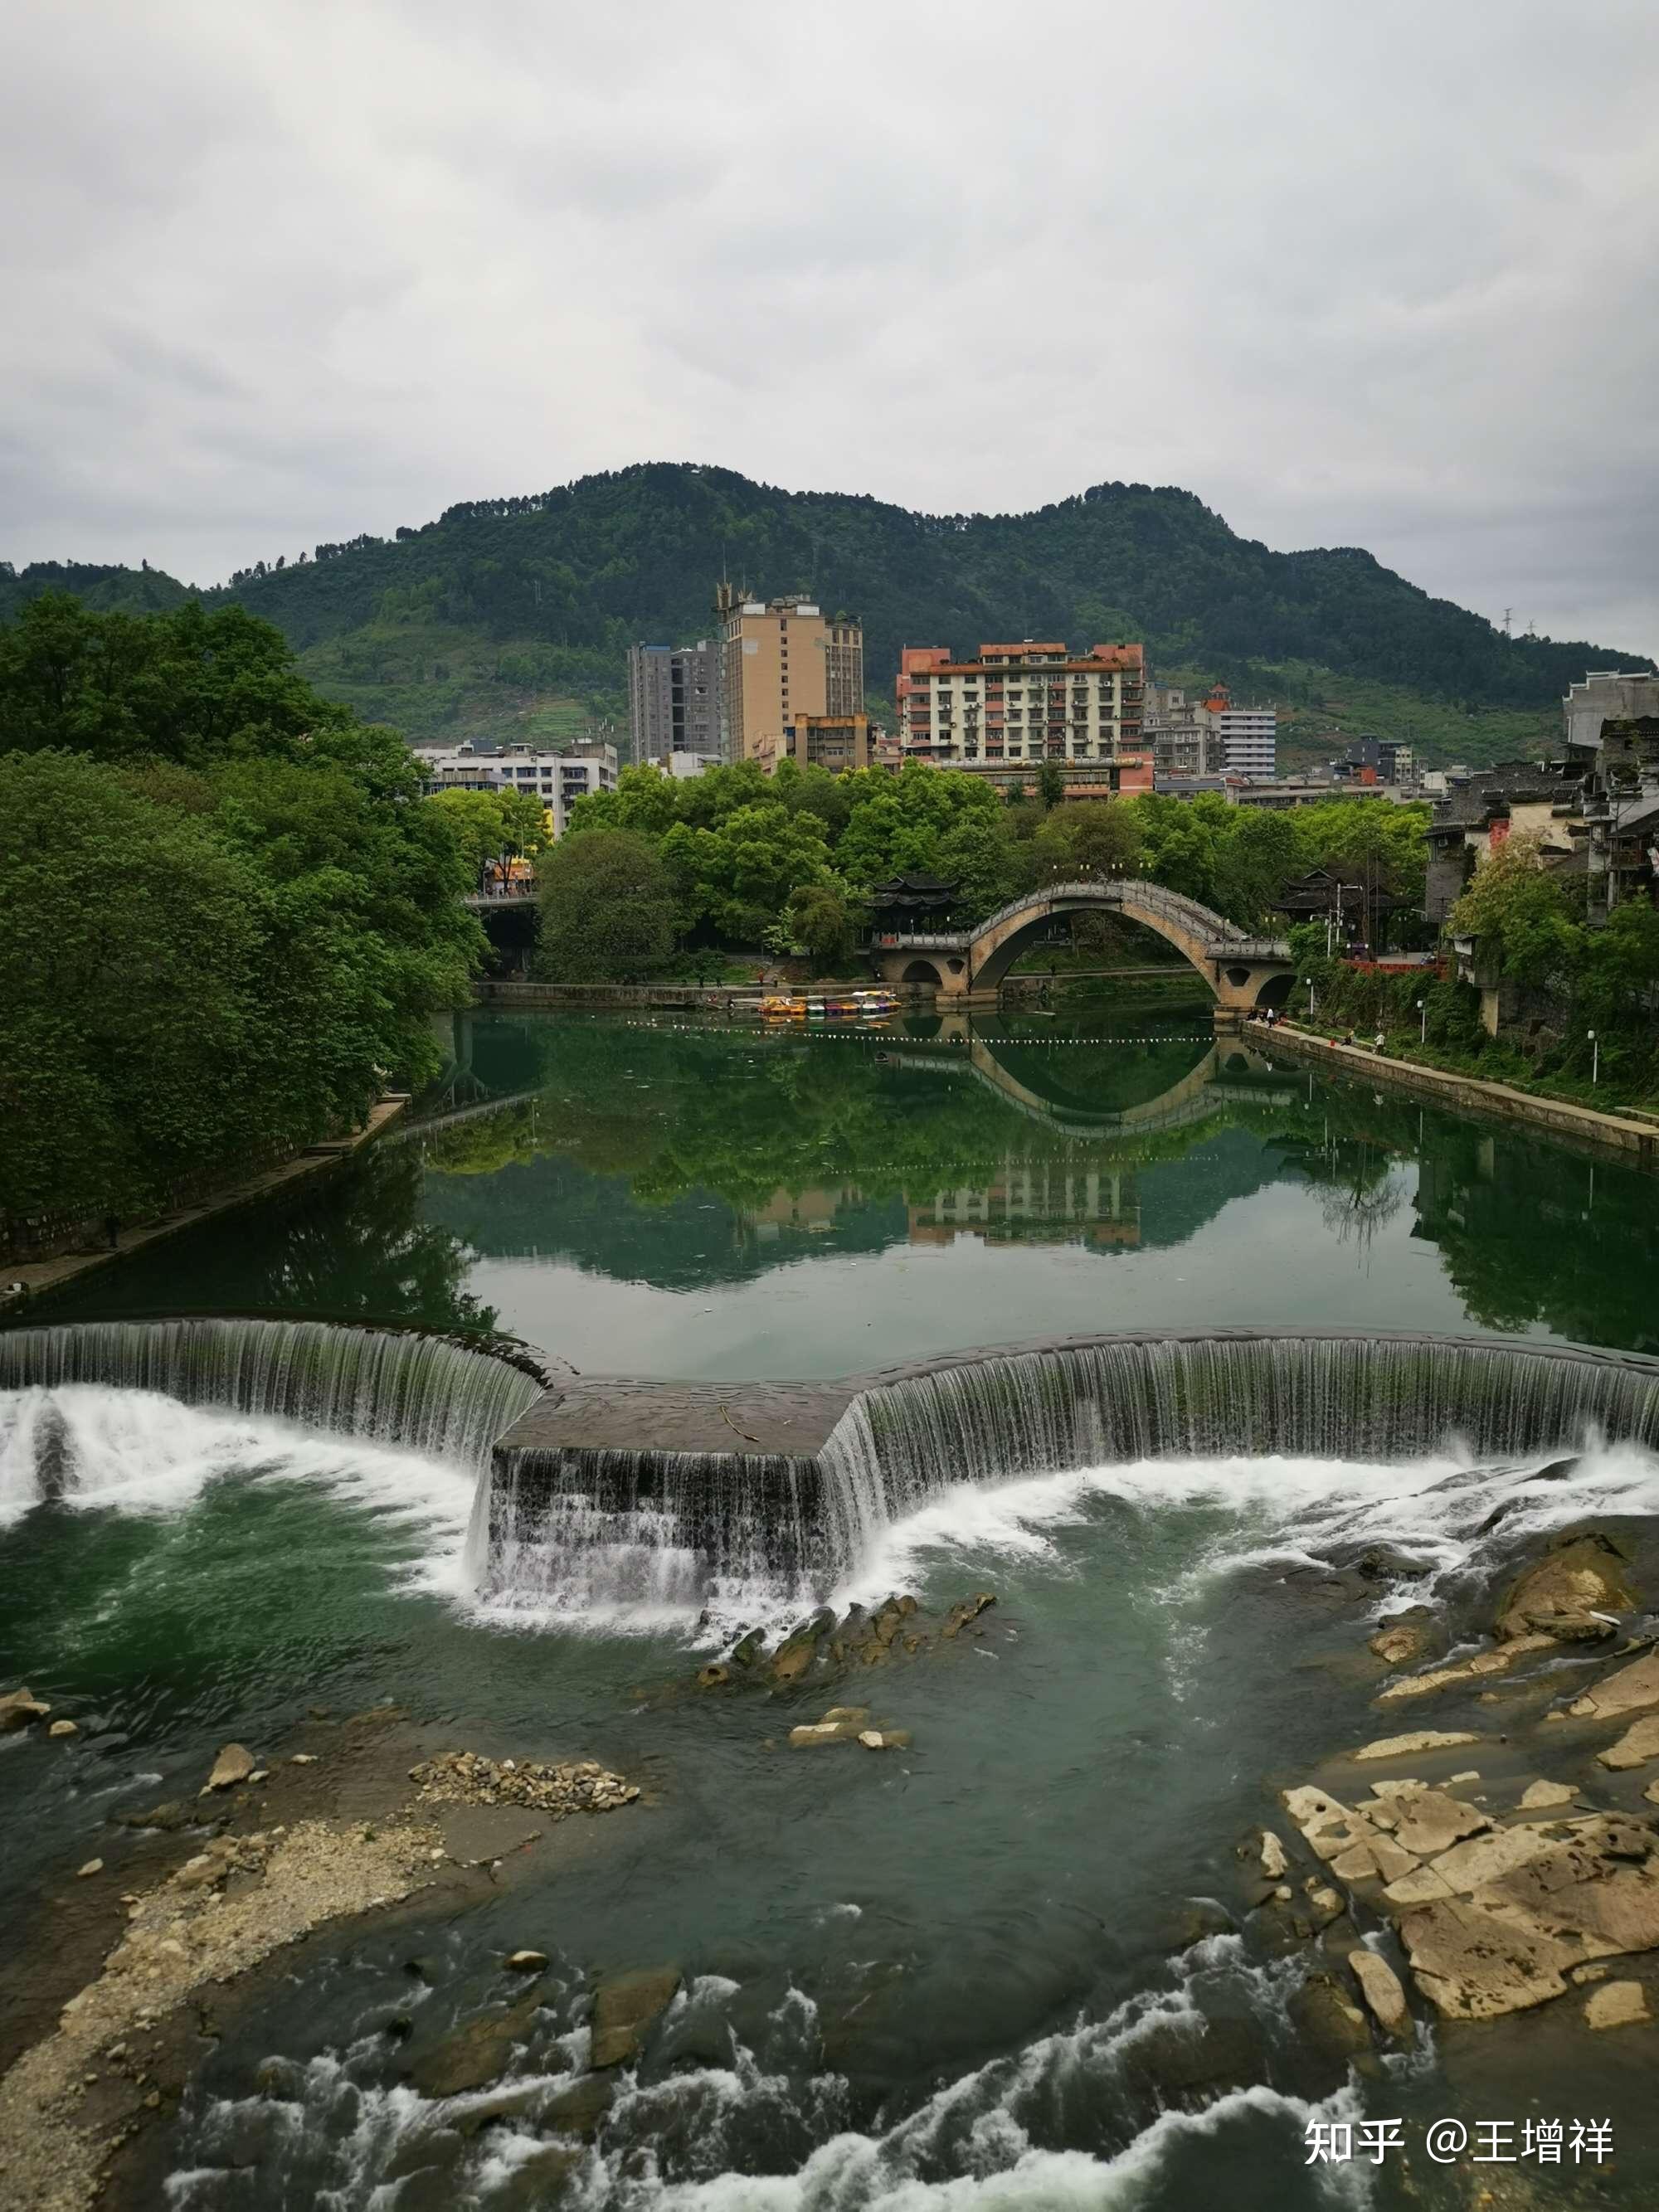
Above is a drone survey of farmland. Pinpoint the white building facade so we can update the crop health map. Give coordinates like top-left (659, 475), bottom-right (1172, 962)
top-left (417, 740), bottom-right (619, 835)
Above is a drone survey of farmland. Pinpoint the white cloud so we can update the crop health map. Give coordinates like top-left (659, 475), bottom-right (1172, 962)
top-left (2, 0), bottom-right (1655, 651)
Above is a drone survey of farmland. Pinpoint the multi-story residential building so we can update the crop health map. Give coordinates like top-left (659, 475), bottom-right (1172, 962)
top-left (1202, 686), bottom-right (1277, 778)
top-left (627, 640), bottom-right (720, 765)
top-left (1143, 683), bottom-right (1219, 778)
top-left (785, 712), bottom-right (871, 774)
top-left (715, 586), bottom-right (864, 764)
top-left (418, 740), bottom-right (618, 836)
top-left (896, 639), bottom-right (1151, 798)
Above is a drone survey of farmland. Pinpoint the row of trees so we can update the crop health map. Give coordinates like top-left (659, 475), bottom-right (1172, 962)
top-left (533, 755), bottom-right (1429, 982)
top-left (0, 596), bottom-right (482, 1228)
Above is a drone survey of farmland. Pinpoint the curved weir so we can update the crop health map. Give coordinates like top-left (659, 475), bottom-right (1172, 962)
top-left (484, 1332), bottom-right (1659, 1610)
top-left (0, 1317), bottom-right (547, 1473)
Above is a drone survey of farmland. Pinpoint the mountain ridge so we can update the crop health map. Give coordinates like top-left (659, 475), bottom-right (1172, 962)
top-left (4, 463), bottom-right (1651, 768)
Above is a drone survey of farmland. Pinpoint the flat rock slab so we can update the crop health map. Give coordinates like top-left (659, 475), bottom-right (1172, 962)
top-left (1354, 1730), bottom-right (1481, 1762)
top-left (1598, 1714), bottom-right (1659, 1771)
top-left (436, 1804), bottom-right (545, 1866)
top-left (1585, 1980), bottom-right (1651, 2030)
top-left (1571, 1650), bottom-right (1659, 1722)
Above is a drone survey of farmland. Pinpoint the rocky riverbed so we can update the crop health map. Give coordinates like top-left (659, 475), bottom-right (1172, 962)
top-left (1259, 1521), bottom-right (1659, 2063)
top-left (0, 1706), bottom-right (643, 2212)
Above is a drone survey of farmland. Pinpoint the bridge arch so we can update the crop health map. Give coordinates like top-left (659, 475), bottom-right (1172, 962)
top-left (870, 881), bottom-right (1292, 1016)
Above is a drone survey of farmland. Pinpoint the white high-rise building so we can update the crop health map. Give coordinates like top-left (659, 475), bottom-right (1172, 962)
top-left (1210, 698), bottom-right (1277, 779)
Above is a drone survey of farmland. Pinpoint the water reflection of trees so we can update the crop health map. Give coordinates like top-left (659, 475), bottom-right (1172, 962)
top-left (36, 1145), bottom-right (501, 1338)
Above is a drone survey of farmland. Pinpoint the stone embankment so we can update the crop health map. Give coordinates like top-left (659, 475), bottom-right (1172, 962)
top-left (1263, 1021), bottom-right (1659, 1164)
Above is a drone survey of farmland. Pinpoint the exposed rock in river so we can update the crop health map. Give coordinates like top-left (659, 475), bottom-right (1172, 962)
top-left (1570, 1648), bottom-right (1659, 1722)
top-left (1, 1687), bottom-right (52, 1732)
top-left (589, 1966), bottom-right (681, 2069)
top-left (202, 1743), bottom-right (255, 1792)
top-left (1496, 1532), bottom-right (1634, 1643)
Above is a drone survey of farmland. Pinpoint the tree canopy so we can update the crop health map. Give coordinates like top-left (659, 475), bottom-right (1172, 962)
top-left (0, 595), bottom-right (480, 1230)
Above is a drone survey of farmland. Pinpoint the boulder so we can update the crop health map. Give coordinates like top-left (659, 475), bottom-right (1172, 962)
top-left (1259, 1830), bottom-right (1288, 1882)
top-left (1121, 2015), bottom-right (1265, 2107)
top-left (506, 1951), bottom-right (548, 1973)
top-left (1497, 1534), bottom-right (1634, 1642)
top-left (695, 1664), bottom-right (732, 1689)
top-left (1369, 1613), bottom-right (1441, 1668)
top-left (1287, 1975), bottom-right (1373, 2065)
top-left (0, 1688), bottom-right (51, 1732)
top-left (1570, 1649), bottom-right (1659, 1722)
top-left (76, 1859), bottom-right (103, 1879)
top-left (1598, 1714), bottom-right (1659, 1771)
top-left (771, 1612), bottom-right (834, 1684)
top-left (1350, 1951), bottom-right (1411, 2038)
top-left (589, 1966), bottom-right (681, 2069)
top-left (48, 1719), bottom-right (79, 1738)
top-left (406, 1993), bottom-right (542, 2098)
top-left (1584, 1980), bottom-right (1650, 2030)
top-left (203, 1743), bottom-right (256, 1792)
top-left (788, 1722), bottom-right (863, 1748)
top-left (821, 1707), bottom-right (869, 1725)
top-left (857, 1730), bottom-right (911, 1751)
top-left (728, 1629), bottom-right (766, 1668)
top-left (941, 1592), bottom-right (996, 1641)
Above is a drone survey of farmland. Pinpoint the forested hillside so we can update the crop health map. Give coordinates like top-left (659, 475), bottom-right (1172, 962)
top-left (4, 464), bottom-right (1649, 766)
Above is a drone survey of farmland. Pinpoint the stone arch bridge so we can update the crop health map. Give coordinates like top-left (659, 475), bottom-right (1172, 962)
top-left (870, 880), bottom-right (1294, 1018)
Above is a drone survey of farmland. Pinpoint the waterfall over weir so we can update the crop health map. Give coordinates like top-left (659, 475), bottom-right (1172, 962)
top-left (484, 1333), bottom-right (1659, 1612)
top-left (0, 1318), bottom-right (546, 1475)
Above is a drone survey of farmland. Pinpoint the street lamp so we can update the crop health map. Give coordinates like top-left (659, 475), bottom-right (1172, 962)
top-left (1588, 1028), bottom-right (1599, 1087)
top-left (1417, 996), bottom-right (1426, 1043)
top-left (1308, 980), bottom-right (1316, 1020)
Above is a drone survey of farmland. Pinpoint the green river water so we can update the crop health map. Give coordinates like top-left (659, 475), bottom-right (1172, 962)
top-left (5, 1001), bottom-right (1659, 2209)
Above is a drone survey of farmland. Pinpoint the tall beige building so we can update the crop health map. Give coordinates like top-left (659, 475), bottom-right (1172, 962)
top-left (716, 586), bottom-right (864, 763)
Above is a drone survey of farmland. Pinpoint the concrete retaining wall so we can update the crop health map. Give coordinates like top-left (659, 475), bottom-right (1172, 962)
top-left (1267, 1023), bottom-right (1659, 1165)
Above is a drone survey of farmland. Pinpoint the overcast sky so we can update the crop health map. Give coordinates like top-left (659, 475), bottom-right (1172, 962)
top-left (5, 0), bottom-right (1657, 654)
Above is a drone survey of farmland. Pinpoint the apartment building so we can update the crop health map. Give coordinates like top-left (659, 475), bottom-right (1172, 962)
top-left (1202, 686), bottom-right (1277, 778)
top-left (897, 639), bottom-right (1151, 796)
top-left (419, 739), bottom-right (618, 834)
top-left (1143, 683), bottom-right (1219, 778)
top-left (716, 585), bottom-right (864, 764)
top-left (626, 640), bottom-right (719, 764)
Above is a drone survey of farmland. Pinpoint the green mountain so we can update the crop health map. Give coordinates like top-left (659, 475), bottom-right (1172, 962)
top-left (3, 464), bottom-right (1650, 767)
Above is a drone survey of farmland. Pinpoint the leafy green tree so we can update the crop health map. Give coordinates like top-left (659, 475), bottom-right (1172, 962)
top-left (534, 828), bottom-right (680, 981)
top-left (0, 752), bottom-right (417, 1222)
top-left (1036, 760), bottom-right (1067, 809)
top-left (430, 787), bottom-right (547, 877)
top-left (786, 882), bottom-right (857, 973)
top-left (1447, 840), bottom-right (1579, 984)
top-left (663, 804), bottom-right (832, 941)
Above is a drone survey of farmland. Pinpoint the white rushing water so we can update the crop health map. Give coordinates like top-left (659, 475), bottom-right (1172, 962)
top-left (10, 1379), bottom-right (1659, 1641)
top-left (164, 1940), bottom-right (1379, 2211)
top-left (0, 1383), bottom-right (478, 1597)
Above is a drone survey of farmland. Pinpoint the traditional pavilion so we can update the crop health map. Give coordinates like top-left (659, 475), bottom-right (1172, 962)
top-left (864, 873), bottom-right (959, 936)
